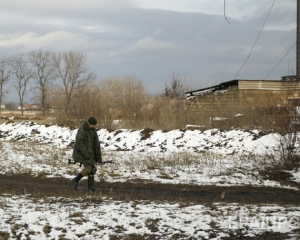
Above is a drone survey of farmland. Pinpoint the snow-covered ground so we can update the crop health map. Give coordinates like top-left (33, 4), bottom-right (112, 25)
top-left (1, 195), bottom-right (300, 239)
top-left (0, 121), bottom-right (299, 239)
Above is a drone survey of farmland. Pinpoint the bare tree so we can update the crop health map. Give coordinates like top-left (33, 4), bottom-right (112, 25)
top-left (29, 50), bottom-right (55, 116)
top-left (119, 76), bottom-right (148, 127)
top-left (9, 54), bottom-right (33, 116)
top-left (161, 72), bottom-right (191, 129)
top-left (0, 56), bottom-right (11, 113)
top-left (5, 102), bottom-right (16, 110)
top-left (52, 51), bottom-right (96, 113)
top-left (98, 76), bottom-right (148, 128)
top-left (69, 82), bottom-right (103, 120)
top-left (163, 72), bottom-right (189, 99)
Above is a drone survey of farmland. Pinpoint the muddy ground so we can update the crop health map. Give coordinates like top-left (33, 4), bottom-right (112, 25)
top-left (1, 174), bottom-right (300, 239)
top-left (1, 174), bottom-right (300, 206)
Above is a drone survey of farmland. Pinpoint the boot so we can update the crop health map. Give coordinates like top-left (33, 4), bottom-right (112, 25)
top-left (72, 173), bottom-right (83, 190)
top-left (88, 175), bottom-right (97, 192)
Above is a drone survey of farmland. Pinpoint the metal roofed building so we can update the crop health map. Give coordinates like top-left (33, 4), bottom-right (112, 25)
top-left (184, 76), bottom-right (300, 131)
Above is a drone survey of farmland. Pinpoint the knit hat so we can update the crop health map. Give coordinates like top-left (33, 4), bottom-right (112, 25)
top-left (88, 117), bottom-right (97, 125)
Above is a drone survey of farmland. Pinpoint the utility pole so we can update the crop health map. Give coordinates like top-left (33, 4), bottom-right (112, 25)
top-left (298, 0), bottom-right (300, 79)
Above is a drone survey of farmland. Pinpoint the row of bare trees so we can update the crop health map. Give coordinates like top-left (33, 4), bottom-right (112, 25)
top-left (0, 50), bottom-right (96, 116)
top-left (0, 51), bottom-right (193, 129)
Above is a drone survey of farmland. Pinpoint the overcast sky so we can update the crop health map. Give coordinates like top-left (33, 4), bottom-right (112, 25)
top-left (0, 0), bottom-right (296, 101)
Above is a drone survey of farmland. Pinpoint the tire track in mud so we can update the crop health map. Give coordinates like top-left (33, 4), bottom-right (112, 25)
top-left (0, 174), bottom-right (299, 205)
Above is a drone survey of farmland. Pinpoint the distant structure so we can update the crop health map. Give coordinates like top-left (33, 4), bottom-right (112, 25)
top-left (185, 76), bottom-right (300, 130)
top-left (17, 104), bottom-right (41, 111)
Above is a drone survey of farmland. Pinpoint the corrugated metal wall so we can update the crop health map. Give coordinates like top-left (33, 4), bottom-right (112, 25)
top-left (239, 81), bottom-right (300, 91)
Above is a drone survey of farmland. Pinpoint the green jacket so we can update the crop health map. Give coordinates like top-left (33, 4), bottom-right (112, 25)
top-left (72, 122), bottom-right (102, 165)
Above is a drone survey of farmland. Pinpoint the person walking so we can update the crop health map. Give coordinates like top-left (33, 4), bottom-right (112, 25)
top-left (72, 117), bottom-right (102, 191)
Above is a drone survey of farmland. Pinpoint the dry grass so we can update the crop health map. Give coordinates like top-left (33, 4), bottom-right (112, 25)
top-left (0, 110), bottom-right (88, 129)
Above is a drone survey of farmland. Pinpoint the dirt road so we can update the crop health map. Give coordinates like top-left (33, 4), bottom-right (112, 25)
top-left (1, 174), bottom-right (299, 205)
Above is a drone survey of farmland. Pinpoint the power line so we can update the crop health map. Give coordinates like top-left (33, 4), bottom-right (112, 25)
top-left (263, 42), bottom-right (296, 80)
top-left (224, 0), bottom-right (231, 24)
top-left (234, 0), bottom-right (276, 79)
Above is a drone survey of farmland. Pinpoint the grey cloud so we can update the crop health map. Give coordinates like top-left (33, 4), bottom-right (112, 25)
top-left (0, 1), bottom-right (296, 97)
